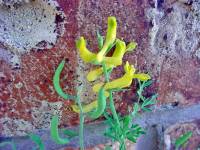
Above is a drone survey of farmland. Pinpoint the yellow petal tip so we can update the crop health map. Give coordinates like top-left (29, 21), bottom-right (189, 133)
top-left (108, 16), bottom-right (117, 27)
top-left (133, 73), bottom-right (151, 81)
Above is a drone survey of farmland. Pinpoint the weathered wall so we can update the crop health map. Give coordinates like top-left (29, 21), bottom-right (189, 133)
top-left (0, 0), bottom-right (79, 136)
top-left (0, 0), bottom-right (200, 149)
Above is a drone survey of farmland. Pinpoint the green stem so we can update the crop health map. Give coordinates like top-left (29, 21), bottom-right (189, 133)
top-left (109, 91), bottom-right (120, 126)
top-left (102, 62), bottom-right (123, 146)
top-left (79, 114), bottom-right (85, 150)
top-left (119, 140), bottom-right (126, 150)
top-left (0, 141), bottom-right (16, 150)
top-left (76, 95), bottom-right (84, 150)
top-left (102, 62), bottom-right (109, 82)
top-left (102, 62), bottom-right (120, 127)
top-left (137, 81), bottom-right (145, 102)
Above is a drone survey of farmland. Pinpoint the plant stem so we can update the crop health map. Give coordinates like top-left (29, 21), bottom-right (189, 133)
top-left (102, 62), bottom-right (109, 82)
top-left (109, 91), bottom-right (120, 126)
top-left (137, 80), bottom-right (145, 102)
top-left (102, 62), bottom-right (119, 123)
top-left (102, 62), bottom-right (120, 126)
top-left (102, 62), bottom-right (124, 146)
top-left (119, 141), bottom-right (126, 150)
top-left (79, 112), bottom-right (84, 150)
top-left (76, 93), bottom-right (84, 150)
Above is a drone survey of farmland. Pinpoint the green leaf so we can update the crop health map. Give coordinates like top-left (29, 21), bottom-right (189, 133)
top-left (130, 124), bottom-right (145, 134)
top-left (28, 133), bottom-right (45, 150)
top-left (127, 124), bottom-right (145, 139)
top-left (53, 59), bottom-right (76, 100)
top-left (137, 93), bottom-right (146, 102)
top-left (141, 107), bottom-right (152, 112)
top-left (97, 30), bottom-right (104, 50)
top-left (142, 95), bottom-right (157, 107)
top-left (142, 80), bottom-right (153, 88)
top-left (50, 115), bottom-right (69, 144)
top-left (127, 135), bottom-right (136, 143)
top-left (131, 124), bottom-right (140, 129)
top-left (132, 103), bottom-right (140, 117)
top-left (107, 68), bottom-right (113, 76)
top-left (121, 115), bottom-right (131, 134)
top-left (150, 94), bottom-right (158, 101)
top-left (89, 87), bottom-right (107, 119)
top-left (104, 132), bottom-right (117, 141)
top-left (62, 129), bottom-right (78, 138)
top-left (141, 94), bottom-right (157, 112)
top-left (105, 145), bottom-right (112, 150)
top-left (123, 115), bottom-right (131, 128)
top-left (138, 80), bottom-right (152, 93)
top-left (0, 141), bottom-right (16, 150)
top-left (175, 131), bottom-right (193, 149)
top-left (104, 112), bottom-right (115, 128)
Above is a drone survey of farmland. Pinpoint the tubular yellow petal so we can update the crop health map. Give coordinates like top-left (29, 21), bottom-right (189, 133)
top-left (92, 82), bottom-right (104, 93)
top-left (92, 83), bottom-right (109, 96)
top-left (103, 39), bottom-right (126, 66)
top-left (112, 39), bottom-right (126, 57)
top-left (93, 62), bottom-right (135, 92)
top-left (93, 75), bottom-right (133, 92)
top-left (76, 37), bottom-right (96, 63)
top-left (124, 61), bottom-right (130, 72)
top-left (104, 57), bottom-right (122, 66)
top-left (96, 17), bottom-right (117, 62)
top-left (87, 65), bottom-right (113, 82)
top-left (87, 68), bottom-right (103, 82)
top-left (124, 61), bottom-right (136, 75)
top-left (71, 100), bottom-right (97, 113)
top-left (132, 73), bottom-right (151, 81)
top-left (104, 74), bottom-right (133, 90)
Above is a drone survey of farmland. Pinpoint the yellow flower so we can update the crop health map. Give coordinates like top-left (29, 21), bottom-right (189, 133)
top-left (86, 67), bottom-right (106, 82)
top-left (86, 39), bottom-right (125, 81)
top-left (103, 39), bottom-right (126, 66)
top-left (93, 62), bottom-right (151, 93)
top-left (87, 40), bottom-right (137, 82)
top-left (76, 37), bottom-right (96, 63)
top-left (76, 16), bottom-right (117, 64)
top-left (71, 93), bottom-right (109, 113)
top-left (132, 73), bottom-right (151, 81)
top-left (96, 16), bottom-right (117, 62)
top-left (73, 16), bottom-right (149, 114)
top-left (71, 62), bottom-right (150, 113)
top-left (71, 100), bottom-right (97, 113)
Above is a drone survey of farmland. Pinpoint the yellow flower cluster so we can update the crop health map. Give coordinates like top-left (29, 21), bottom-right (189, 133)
top-left (76, 17), bottom-right (117, 65)
top-left (71, 17), bottom-right (150, 113)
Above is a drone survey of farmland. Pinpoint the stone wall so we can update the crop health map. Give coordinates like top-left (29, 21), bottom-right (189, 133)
top-left (0, 0), bottom-right (200, 149)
